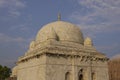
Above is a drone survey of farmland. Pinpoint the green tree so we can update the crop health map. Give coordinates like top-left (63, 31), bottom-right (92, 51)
top-left (0, 65), bottom-right (11, 80)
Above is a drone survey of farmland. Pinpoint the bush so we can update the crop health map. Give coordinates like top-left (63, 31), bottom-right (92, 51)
top-left (0, 65), bottom-right (11, 80)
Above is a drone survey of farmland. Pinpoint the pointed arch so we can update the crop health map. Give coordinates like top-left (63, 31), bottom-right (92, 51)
top-left (65, 72), bottom-right (72, 80)
top-left (78, 69), bottom-right (83, 80)
top-left (91, 72), bottom-right (96, 80)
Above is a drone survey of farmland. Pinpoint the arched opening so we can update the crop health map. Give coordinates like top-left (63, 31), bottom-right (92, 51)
top-left (65, 72), bottom-right (72, 80)
top-left (91, 72), bottom-right (96, 80)
top-left (78, 69), bottom-right (83, 80)
top-left (79, 74), bottom-right (83, 80)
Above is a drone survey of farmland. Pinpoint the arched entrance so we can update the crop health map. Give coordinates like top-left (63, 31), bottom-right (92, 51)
top-left (91, 72), bottom-right (96, 80)
top-left (65, 72), bottom-right (72, 80)
top-left (79, 74), bottom-right (83, 80)
top-left (78, 69), bottom-right (83, 80)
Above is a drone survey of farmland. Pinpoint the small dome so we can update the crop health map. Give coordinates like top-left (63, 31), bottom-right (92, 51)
top-left (29, 40), bottom-right (35, 50)
top-left (84, 37), bottom-right (93, 46)
top-left (36, 21), bottom-right (84, 44)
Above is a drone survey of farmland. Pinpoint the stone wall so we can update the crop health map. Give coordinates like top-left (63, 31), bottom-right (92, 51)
top-left (108, 59), bottom-right (120, 80)
top-left (45, 53), bottom-right (109, 80)
top-left (13, 52), bottom-right (109, 80)
top-left (17, 55), bottom-right (46, 80)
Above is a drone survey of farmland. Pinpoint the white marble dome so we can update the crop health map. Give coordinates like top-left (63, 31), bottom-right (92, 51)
top-left (36, 21), bottom-right (84, 44)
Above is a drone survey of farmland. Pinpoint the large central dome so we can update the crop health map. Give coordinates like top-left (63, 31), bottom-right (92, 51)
top-left (36, 21), bottom-right (84, 44)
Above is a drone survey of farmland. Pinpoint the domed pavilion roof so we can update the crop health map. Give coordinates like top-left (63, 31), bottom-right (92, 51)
top-left (36, 21), bottom-right (84, 44)
top-left (18, 20), bottom-right (108, 62)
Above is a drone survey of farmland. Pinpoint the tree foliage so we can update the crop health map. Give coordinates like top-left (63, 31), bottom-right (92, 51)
top-left (0, 65), bottom-right (11, 80)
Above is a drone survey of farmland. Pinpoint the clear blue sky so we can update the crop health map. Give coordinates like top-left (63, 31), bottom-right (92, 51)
top-left (0, 0), bottom-right (120, 68)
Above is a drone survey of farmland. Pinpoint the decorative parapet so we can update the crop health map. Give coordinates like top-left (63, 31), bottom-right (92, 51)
top-left (17, 44), bottom-right (109, 64)
top-left (17, 40), bottom-right (108, 64)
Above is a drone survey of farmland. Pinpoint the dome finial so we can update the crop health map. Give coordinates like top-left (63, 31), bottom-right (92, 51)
top-left (58, 13), bottom-right (61, 21)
